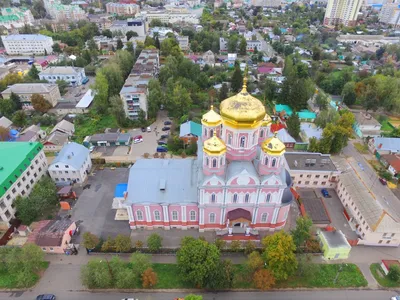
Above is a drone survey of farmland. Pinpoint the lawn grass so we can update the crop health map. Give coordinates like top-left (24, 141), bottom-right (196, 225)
top-left (73, 114), bottom-right (119, 143)
top-left (354, 142), bottom-right (368, 154)
top-left (153, 264), bottom-right (192, 289)
top-left (370, 263), bottom-right (400, 288)
top-left (0, 261), bottom-right (49, 289)
top-left (380, 119), bottom-right (394, 132)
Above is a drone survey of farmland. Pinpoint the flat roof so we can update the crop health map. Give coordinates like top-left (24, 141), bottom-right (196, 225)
top-left (285, 152), bottom-right (337, 172)
top-left (298, 189), bottom-right (331, 224)
top-left (76, 89), bottom-right (95, 108)
top-left (320, 230), bottom-right (351, 248)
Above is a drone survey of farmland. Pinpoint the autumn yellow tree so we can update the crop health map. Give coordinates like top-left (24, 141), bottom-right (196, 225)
top-left (261, 231), bottom-right (297, 280)
top-left (246, 251), bottom-right (264, 274)
top-left (253, 269), bottom-right (275, 290)
top-left (31, 94), bottom-right (52, 113)
top-left (142, 267), bottom-right (158, 288)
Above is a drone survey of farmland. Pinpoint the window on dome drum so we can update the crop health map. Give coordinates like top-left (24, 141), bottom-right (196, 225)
top-left (210, 129), bottom-right (214, 137)
top-left (212, 159), bottom-right (217, 168)
top-left (266, 194), bottom-right (271, 202)
top-left (172, 211), bottom-right (178, 221)
top-left (190, 210), bottom-right (196, 221)
top-left (136, 210), bottom-right (143, 221)
top-left (253, 132), bottom-right (257, 144)
top-left (240, 136), bottom-right (246, 147)
top-left (233, 194), bottom-right (238, 203)
top-left (228, 134), bottom-right (232, 145)
top-left (154, 210), bottom-right (161, 221)
top-left (272, 158), bottom-right (277, 167)
top-left (204, 128), bottom-right (207, 136)
top-left (220, 157), bottom-right (223, 165)
top-left (211, 194), bottom-right (216, 203)
top-left (261, 213), bottom-right (268, 223)
top-left (260, 130), bottom-right (264, 138)
top-left (245, 194), bottom-right (250, 203)
top-left (206, 157), bottom-right (209, 166)
top-left (209, 213), bottom-right (216, 223)
top-left (264, 157), bottom-right (269, 165)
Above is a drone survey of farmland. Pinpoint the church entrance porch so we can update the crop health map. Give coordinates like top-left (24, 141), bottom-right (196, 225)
top-left (216, 208), bottom-right (260, 240)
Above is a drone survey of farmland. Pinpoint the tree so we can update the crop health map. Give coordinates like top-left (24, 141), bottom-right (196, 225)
top-left (10, 92), bottom-right (22, 110)
top-left (20, 244), bottom-right (45, 273)
top-left (227, 35), bottom-right (239, 53)
top-left (31, 94), bottom-right (52, 113)
top-left (109, 95), bottom-right (127, 127)
top-left (155, 36), bottom-right (161, 49)
top-left (290, 216), bottom-right (313, 250)
top-left (147, 233), bottom-right (162, 252)
top-left (219, 83), bottom-right (229, 101)
top-left (253, 269), bottom-right (275, 290)
top-left (52, 43), bottom-right (62, 53)
top-left (239, 38), bottom-right (247, 55)
top-left (102, 29), bottom-right (112, 38)
top-left (177, 237), bottom-right (221, 287)
top-left (0, 126), bottom-right (9, 141)
top-left (142, 267), bottom-right (158, 288)
top-left (160, 38), bottom-right (181, 57)
top-left (344, 55), bottom-right (353, 66)
top-left (82, 232), bottom-right (99, 250)
top-left (342, 82), bottom-right (357, 106)
top-left (261, 231), bottom-right (297, 280)
top-left (230, 240), bottom-right (242, 252)
top-left (168, 84), bottom-right (192, 118)
top-left (81, 259), bottom-right (113, 288)
top-left (114, 234), bottom-right (131, 253)
top-left (185, 295), bottom-right (202, 300)
top-left (286, 113), bottom-right (300, 138)
top-left (126, 30), bottom-right (138, 40)
top-left (56, 79), bottom-right (69, 95)
top-left (0, 98), bottom-right (15, 118)
top-left (315, 93), bottom-right (328, 110)
top-left (93, 71), bottom-right (109, 114)
top-left (101, 62), bottom-right (124, 97)
top-left (388, 265), bottom-right (400, 282)
top-left (308, 137), bottom-right (320, 152)
top-left (231, 61), bottom-right (243, 93)
top-left (27, 64), bottom-right (40, 80)
top-left (205, 259), bottom-right (234, 289)
top-left (116, 39), bottom-right (123, 50)
top-left (315, 109), bottom-right (340, 129)
top-left (130, 252), bottom-right (152, 278)
top-left (246, 251), bottom-right (264, 274)
top-left (145, 36), bottom-right (156, 48)
top-left (244, 241), bottom-right (256, 255)
top-left (12, 110), bottom-right (27, 127)
top-left (150, 19), bottom-right (163, 27)
top-left (312, 46), bottom-right (321, 61)
top-left (273, 26), bottom-right (281, 36)
top-left (101, 236), bottom-right (115, 252)
top-left (147, 79), bottom-right (163, 118)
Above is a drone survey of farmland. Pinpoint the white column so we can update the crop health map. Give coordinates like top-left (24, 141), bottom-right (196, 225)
top-left (199, 208), bottom-right (204, 225)
top-left (181, 206), bottom-right (187, 229)
top-left (220, 207), bottom-right (226, 225)
top-left (252, 207), bottom-right (258, 224)
top-left (272, 207), bottom-right (280, 224)
top-left (162, 205), bottom-right (169, 222)
top-left (126, 205), bottom-right (134, 222)
top-left (145, 206), bottom-right (152, 222)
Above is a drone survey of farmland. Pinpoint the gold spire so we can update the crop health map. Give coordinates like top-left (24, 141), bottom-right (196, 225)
top-left (240, 76), bottom-right (248, 94)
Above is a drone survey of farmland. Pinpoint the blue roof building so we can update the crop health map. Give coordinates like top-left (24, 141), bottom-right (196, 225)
top-left (179, 121), bottom-right (202, 143)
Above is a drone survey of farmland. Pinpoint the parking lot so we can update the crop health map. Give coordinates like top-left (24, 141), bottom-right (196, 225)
top-left (71, 168), bottom-right (131, 240)
top-left (61, 75), bottom-right (94, 102)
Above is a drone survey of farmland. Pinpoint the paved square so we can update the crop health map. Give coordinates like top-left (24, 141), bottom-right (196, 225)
top-left (71, 168), bottom-right (131, 240)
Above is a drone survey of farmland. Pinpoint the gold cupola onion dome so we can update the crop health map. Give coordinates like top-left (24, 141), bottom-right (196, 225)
top-left (261, 133), bottom-right (286, 156)
top-left (261, 113), bottom-right (272, 127)
top-left (203, 131), bottom-right (226, 156)
top-left (219, 77), bottom-right (266, 129)
top-left (201, 105), bottom-right (222, 127)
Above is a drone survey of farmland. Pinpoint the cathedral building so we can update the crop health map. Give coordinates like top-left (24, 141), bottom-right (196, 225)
top-left (119, 79), bottom-right (294, 233)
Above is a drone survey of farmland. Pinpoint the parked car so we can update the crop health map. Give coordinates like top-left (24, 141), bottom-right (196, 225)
top-left (162, 127), bottom-right (170, 131)
top-left (164, 121), bottom-right (172, 125)
top-left (89, 145), bottom-right (95, 153)
top-left (156, 146), bottom-right (168, 153)
top-left (158, 141), bottom-right (167, 145)
top-left (36, 295), bottom-right (56, 300)
top-left (147, 127), bottom-right (151, 132)
top-left (133, 135), bottom-right (143, 140)
top-left (141, 127), bottom-right (146, 132)
top-left (379, 178), bottom-right (387, 185)
top-left (321, 189), bottom-right (330, 198)
top-left (160, 134), bottom-right (169, 139)
top-left (391, 296), bottom-right (400, 300)
top-left (82, 77), bottom-right (89, 84)
top-left (134, 138), bottom-right (143, 144)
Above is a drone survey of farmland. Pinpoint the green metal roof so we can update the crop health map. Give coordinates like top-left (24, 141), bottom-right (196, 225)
top-left (0, 142), bottom-right (43, 198)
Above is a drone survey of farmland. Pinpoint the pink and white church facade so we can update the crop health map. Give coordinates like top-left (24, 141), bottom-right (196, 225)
top-left (119, 80), bottom-right (294, 233)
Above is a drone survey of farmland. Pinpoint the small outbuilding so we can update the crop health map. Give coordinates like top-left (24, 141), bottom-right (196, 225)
top-left (318, 229), bottom-right (351, 260)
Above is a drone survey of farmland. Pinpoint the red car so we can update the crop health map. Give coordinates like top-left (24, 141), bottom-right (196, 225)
top-left (133, 135), bottom-right (143, 140)
top-left (379, 178), bottom-right (387, 185)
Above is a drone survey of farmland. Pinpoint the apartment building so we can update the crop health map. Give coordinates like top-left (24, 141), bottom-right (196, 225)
top-left (251, 0), bottom-right (282, 7)
top-left (109, 18), bottom-right (146, 36)
top-left (43, 0), bottom-right (86, 22)
top-left (379, 0), bottom-right (400, 27)
top-left (1, 83), bottom-right (61, 109)
top-left (39, 67), bottom-right (86, 86)
top-left (177, 36), bottom-right (189, 50)
top-left (337, 34), bottom-right (400, 46)
top-left (336, 172), bottom-right (400, 246)
top-left (119, 49), bottom-right (159, 120)
top-left (1, 34), bottom-right (54, 55)
top-left (324, 0), bottom-right (363, 26)
top-left (246, 40), bottom-right (262, 52)
top-left (284, 152), bottom-right (340, 188)
top-left (106, 2), bottom-right (140, 15)
top-left (0, 7), bottom-right (34, 29)
top-left (140, 8), bottom-right (199, 24)
top-left (0, 142), bottom-right (47, 227)
top-left (48, 142), bottom-right (92, 185)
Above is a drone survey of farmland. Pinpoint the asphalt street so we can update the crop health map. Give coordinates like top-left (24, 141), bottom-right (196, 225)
top-left (255, 32), bottom-right (275, 57)
top-left (0, 290), bottom-right (398, 300)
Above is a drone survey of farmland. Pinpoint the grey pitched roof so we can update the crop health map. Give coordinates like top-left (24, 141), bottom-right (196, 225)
top-left (46, 131), bottom-right (69, 145)
top-left (89, 132), bottom-right (119, 143)
top-left (39, 66), bottom-right (83, 76)
top-left (126, 159), bottom-right (198, 204)
top-left (50, 142), bottom-right (89, 170)
top-left (319, 230), bottom-right (351, 249)
top-left (2, 83), bottom-right (58, 94)
top-left (51, 120), bottom-right (74, 136)
top-left (226, 161), bottom-right (259, 182)
top-left (0, 116), bottom-right (12, 128)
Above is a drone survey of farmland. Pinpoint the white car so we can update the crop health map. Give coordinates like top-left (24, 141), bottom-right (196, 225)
top-left (89, 146), bottom-right (95, 152)
top-left (391, 296), bottom-right (400, 300)
top-left (134, 138), bottom-right (143, 144)
top-left (147, 127), bottom-right (151, 132)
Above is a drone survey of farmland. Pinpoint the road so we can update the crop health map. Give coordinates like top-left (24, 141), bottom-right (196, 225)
top-left (255, 32), bottom-right (275, 57)
top-left (341, 140), bottom-right (400, 221)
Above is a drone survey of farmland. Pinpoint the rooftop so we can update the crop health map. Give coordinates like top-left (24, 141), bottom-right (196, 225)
top-left (33, 219), bottom-right (74, 247)
top-left (76, 89), bottom-right (95, 109)
top-left (39, 66), bottom-right (84, 76)
top-left (50, 142), bottom-right (89, 170)
top-left (319, 230), bottom-right (351, 249)
top-left (45, 131), bottom-right (69, 146)
top-left (354, 112), bottom-right (381, 127)
top-left (0, 116), bottom-right (12, 128)
top-left (2, 83), bottom-right (58, 95)
top-left (1, 34), bottom-right (52, 42)
top-left (381, 154), bottom-right (400, 172)
top-left (179, 121), bottom-right (202, 138)
top-left (284, 152), bottom-right (338, 172)
top-left (372, 137), bottom-right (400, 153)
top-left (51, 120), bottom-right (74, 135)
top-left (89, 132), bottom-right (119, 143)
top-left (0, 142), bottom-right (43, 198)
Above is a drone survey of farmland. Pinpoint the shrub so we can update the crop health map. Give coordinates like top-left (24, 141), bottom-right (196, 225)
top-left (130, 252), bottom-right (151, 278)
top-left (181, 151), bottom-right (187, 158)
top-left (388, 265), bottom-right (400, 282)
top-left (135, 240), bottom-right (144, 249)
top-left (230, 240), bottom-right (242, 252)
top-left (114, 234), bottom-right (132, 253)
top-left (214, 238), bottom-right (226, 250)
top-left (154, 153), bottom-right (159, 158)
top-left (143, 153), bottom-right (150, 158)
top-left (253, 269), bottom-right (275, 290)
top-left (305, 237), bottom-right (321, 253)
top-left (147, 233), bottom-right (162, 252)
top-left (244, 241), bottom-right (256, 255)
top-left (101, 236), bottom-right (115, 252)
top-left (82, 232), bottom-right (99, 250)
top-left (246, 251), bottom-right (264, 274)
top-left (142, 267), bottom-right (158, 288)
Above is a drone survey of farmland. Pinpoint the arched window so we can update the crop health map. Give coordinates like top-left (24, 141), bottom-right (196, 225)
top-left (272, 158), bottom-right (277, 167)
top-left (233, 194), bottom-right (238, 203)
top-left (212, 159), bottom-right (217, 168)
top-left (154, 210), bottom-right (161, 221)
top-left (228, 134), bottom-right (232, 145)
top-left (252, 132), bottom-right (257, 145)
top-left (172, 210), bottom-right (178, 221)
top-left (264, 157), bottom-right (269, 166)
top-left (190, 210), bottom-right (196, 221)
top-left (240, 136), bottom-right (246, 147)
top-left (204, 128), bottom-right (207, 136)
top-left (266, 194), bottom-right (271, 203)
top-left (136, 210), bottom-right (143, 221)
top-left (245, 193), bottom-right (250, 203)
top-left (209, 213), bottom-right (216, 223)
top-left (211, 194), bottom-right (216, 203)
top-left (210, 129), bottom-right (214, 137)
top-left (260, 129), bottom-right (264, 138)
top-left (261, 213), bottom-right (268, 223)
top-left (220, 157), bottom-right (223, 165)
top-left (206, 157), bottom-right (209, 166)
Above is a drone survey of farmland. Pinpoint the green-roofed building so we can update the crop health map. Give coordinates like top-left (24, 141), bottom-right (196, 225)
top-left (0, 142), bottom-right (47, 226)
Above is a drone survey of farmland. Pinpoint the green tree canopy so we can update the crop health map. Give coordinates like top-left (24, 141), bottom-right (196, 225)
top-left (286, 113), bottom-right (301, 138)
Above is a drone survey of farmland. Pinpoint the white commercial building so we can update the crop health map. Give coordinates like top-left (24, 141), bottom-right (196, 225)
top-left (1, 34), bottom-right (54, 55)
top-left (106, 2), bottom-right (140, 16)
top-left (251, 0), bottom-right (282, 7)
top-left (0, 142), bottom-right (47, 227)
top-left (140, 8), bottom-right (199, 24)
top-left (48, 142), bottom-right (92, 185)
top-left (39, 67), bottom-right (86, 86)
top-left (109, 18), bottom-right (146, 36)
top-left (324, 0), bottom-right (363, 26)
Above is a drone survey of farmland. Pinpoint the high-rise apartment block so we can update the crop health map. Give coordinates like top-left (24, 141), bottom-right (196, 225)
top-left (43, 0), bottom-right (86, 22)
top-left (379, 0), bottom-right (400, 27)
top-left (324, 0), bottom-right (363, 26)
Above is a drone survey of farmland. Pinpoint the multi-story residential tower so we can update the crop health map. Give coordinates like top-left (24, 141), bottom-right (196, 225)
top-left (324, 0), bottom-right (363, 26)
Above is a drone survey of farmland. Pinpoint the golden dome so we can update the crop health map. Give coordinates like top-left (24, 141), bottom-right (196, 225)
top-left (201, 105), bottom-right (222, 127)
top-left (220, 77), bottom-right (266, 128)
top-left (261, 133), bottom-right (286, 156)
top-left (261, 113), bottom-right (272, 127)
top-left (203, 131), bottom-right (226, 156)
